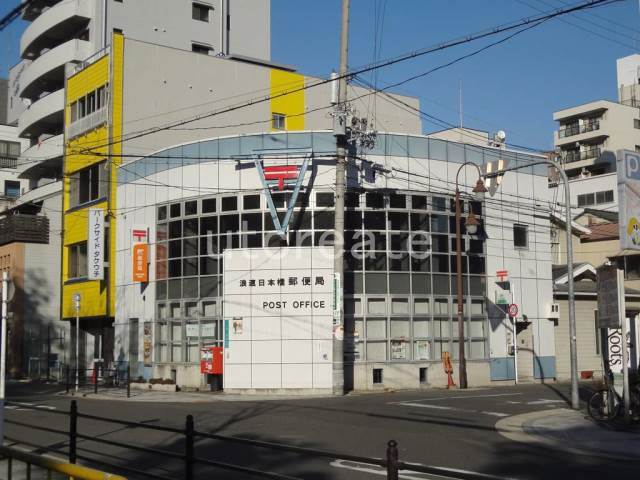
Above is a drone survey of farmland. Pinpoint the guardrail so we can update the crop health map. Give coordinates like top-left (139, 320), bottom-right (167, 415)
top-left (3, 400), bottom-right (511, 480)
top-left (0, 445), bottom-right (127, 480)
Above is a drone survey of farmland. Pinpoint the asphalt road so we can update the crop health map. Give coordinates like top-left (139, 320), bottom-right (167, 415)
top-left (3, 382), bottom-right (639, 480)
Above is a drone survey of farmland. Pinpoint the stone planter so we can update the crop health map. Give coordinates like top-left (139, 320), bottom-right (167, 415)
top-left (130, 382), bottom-right (177, 392)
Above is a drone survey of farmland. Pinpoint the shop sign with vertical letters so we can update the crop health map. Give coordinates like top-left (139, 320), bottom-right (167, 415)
top-left (87, 209), bottom-right (104, 280)
top-left (132, 243), bottom-right (149, 282)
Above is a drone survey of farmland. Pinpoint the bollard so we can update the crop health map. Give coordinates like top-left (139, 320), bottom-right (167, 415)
top-left (126, 364), bottom-right (131, 398)
top-left (185, 415), bottom-right (194, 480)
top-left (69, 400), bottom-right (78, 464)
top-left (93, 367), bottom-right (98, 395)
top-left (386, 440), bottom-right (399, 480)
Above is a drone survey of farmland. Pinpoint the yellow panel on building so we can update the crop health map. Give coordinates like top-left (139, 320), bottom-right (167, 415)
top-left (270, 70), bottom-right (305, 131)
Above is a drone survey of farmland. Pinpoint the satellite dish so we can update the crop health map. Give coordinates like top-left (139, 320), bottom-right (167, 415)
top-left (495, 130), bottom-right (506, 143)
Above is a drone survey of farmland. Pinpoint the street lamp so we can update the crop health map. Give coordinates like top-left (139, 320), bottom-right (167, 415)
top-left (455, 163), bottom-right (487, 389)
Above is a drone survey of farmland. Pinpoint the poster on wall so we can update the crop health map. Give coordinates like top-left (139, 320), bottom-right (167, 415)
top-left (87, 209), bottom-right (104, 280)
top-left (143, 322), bottom-right (152, 366)
top-left (391, 340), bottom-right (407, 360)
top-left (617, 150), bottom-right (640, 250)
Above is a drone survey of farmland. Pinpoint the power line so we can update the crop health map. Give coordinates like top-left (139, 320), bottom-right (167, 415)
top-left (75, 0), bottom-right (621, 156)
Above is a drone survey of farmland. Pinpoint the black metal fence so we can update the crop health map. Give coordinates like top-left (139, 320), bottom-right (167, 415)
top-left (4, 400), bottom-right (509, 480)
top-left (63, 364), bottom-right (132, 398)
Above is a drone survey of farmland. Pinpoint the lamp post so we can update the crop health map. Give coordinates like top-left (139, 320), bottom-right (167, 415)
top-left (455, 163), bottom-right (487, 389)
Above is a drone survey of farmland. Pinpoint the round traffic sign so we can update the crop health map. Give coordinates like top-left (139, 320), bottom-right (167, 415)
top-left (508, 303), bottom-right (518, 318)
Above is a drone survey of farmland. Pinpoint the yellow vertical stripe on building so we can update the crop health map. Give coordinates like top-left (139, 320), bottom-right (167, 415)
top-left (109, 32), bottom-right (125, 315)
top-left (270, 69), bottom-right (305, 131)
top-left (61, 33), bottom-right (124, 320)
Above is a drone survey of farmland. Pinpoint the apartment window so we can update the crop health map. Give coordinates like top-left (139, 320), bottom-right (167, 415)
top-left (595, 190), bottom-right (614, 205)
top-left (4, 180), bottom-right (21, 197)
top-left (272, 113), bottom-right (286, 130)
top-left (372, 368), bottom-right (383, 384)
top-left (635, 119), bottom-right (640, 129)
top-left (192, 3), bottom-right (210, 22)
top-left (513, 224), bottom-right (528, 249)
top-left (68, 242), bottom-right (88, 279)
top-left (192, 43), bottom-right (212, 55)
top-left (0, 141), bottom-right (20, 166)
top-left (69, 162), bottom-right (107, 208)
top-left (577, 193), bottom-right (595, 207)
top-left (69, 84), bottom-right (108, 125)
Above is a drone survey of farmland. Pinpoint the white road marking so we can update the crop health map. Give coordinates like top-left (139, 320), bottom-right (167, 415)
top-left (396, 402), bottom-right (509, 418)
top-left (5, 402), bottom-right (56, 411)
top-left (526, 399), bottom-right (566, 405)
top-left (389, 393), bottom-right (523, 404)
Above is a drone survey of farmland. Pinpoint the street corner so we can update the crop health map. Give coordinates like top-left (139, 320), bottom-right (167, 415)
top-left (496, 408), bottom-right (640, 461)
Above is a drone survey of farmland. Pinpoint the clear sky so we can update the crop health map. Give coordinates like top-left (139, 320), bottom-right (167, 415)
top-left (2, 0), bottom-right (638, 150)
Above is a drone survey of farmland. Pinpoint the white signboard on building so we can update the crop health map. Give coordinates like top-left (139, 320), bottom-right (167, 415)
top-left (87, 209), bottom-right (104, 280)
top-left (223, 247), bottom-right (334, 391)
top-left (617, 150), bottom-right (640, 250)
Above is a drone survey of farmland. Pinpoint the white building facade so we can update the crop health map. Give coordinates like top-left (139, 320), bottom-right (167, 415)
top-left (114, 132), bottom-right (556, 392)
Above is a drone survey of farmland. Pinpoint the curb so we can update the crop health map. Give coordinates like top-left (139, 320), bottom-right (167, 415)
top-left (496, 408), bottom-right (640, 461)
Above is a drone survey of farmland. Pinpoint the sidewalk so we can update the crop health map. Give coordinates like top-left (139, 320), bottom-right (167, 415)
top-left (64, 387), bottom-right (334, 403)
top-left (497, 408), bottom-right (640, 460)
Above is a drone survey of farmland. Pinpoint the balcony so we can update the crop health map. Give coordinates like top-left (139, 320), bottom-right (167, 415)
top-left (0, 215), bottom-right (50, 246)
top-left (19, 39), bottom-right (92, 101)
top-left (563, 148), bottom-right (601, 164)
top-left (22, 0), bottom-right (60, 22)
top-left (21, 0), bottom-right (90, 59)
top-left (558, 121), bottom-right (600, 139)
top-left (18, 89), bottom-right (64, 139)
top-left (67, 107), bottom-right (108, 139)
top-left (0, 156), bottom-right (18, 169)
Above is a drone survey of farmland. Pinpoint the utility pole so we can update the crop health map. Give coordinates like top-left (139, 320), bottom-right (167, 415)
top-left (333, 0), bottom-right (350, 395)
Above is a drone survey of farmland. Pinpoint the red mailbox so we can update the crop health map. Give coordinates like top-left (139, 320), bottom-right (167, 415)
top-left (200, 346), bottom-right (223, 375)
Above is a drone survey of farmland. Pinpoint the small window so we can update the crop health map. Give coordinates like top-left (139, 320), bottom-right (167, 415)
top-left (513, 224), bottom-right (528, 249)
top-left (635, 119), bottom-right (640, 129)
top-left (157, 206), bottom-right (167, 221)
top-left (316, 192), bottom-right (334, 207)
top-left (272, 113), bottom-right (286, 130)
top-left (372, 368), bottom-right (383, 384)
top-left (202, 198), bottom-right (216, 213)
top-left (170, 203), bottom-right (181, 218)
top-left (221, 196), bottom-right (237, 211)
top-left (183, 201), bottom-right (196, 216)
top-left (68, 242), bottom-right (88, 279)
top-left (4, 180), bottom-right (21, 197)
top-left (192, 43), bottom-right (212, 55)
top-left (243, 195), bottom-right (260, 210)
top-left (192, 3), bottom-right (210, 22)
top-left (113, 28), bottom-right (123, 34)
top-left (366, 192), bottom-right (384, 209)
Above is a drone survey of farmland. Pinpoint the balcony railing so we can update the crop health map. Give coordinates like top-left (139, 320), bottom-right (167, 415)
top-left (558, 120), bottom-right (600, 138)
top-left (563, 148), bottom-right (601, 164)
top-left (66, 107), bottom-right (108, 139)
top-left (0, 214), bottom-right (50, 246)
top-left (0, 156), bottom-right (18, 169)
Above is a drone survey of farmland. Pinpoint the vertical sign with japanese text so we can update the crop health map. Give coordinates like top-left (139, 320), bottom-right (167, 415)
top-left (132, 244), bottom-right (149, 282)
top-left (87, 209), bottom-right (104, 280)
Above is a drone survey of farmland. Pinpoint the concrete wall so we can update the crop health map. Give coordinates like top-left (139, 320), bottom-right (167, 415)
top-left (105, 0), bottom-right (269, 60)
top-left (121, 37), bottom-right (422, 157)
top-left (22, 187), bottom-right (66, 377)
top-left (0, 78), bottom-right (8, 125)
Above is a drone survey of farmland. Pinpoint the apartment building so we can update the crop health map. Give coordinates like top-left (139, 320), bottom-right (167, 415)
top-left (552, 54), bottom-right (640, 212)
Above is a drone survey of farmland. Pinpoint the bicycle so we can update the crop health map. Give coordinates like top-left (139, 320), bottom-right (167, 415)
top-left (588, 368), bottom-right (640, 422)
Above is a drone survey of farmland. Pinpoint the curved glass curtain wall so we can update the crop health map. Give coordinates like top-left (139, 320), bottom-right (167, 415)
top-left (155, 188), bottom-right (487, 366)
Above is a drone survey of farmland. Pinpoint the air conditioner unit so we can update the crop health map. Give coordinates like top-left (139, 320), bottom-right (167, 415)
top-left (546, 303), bottom-right (560, 319)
